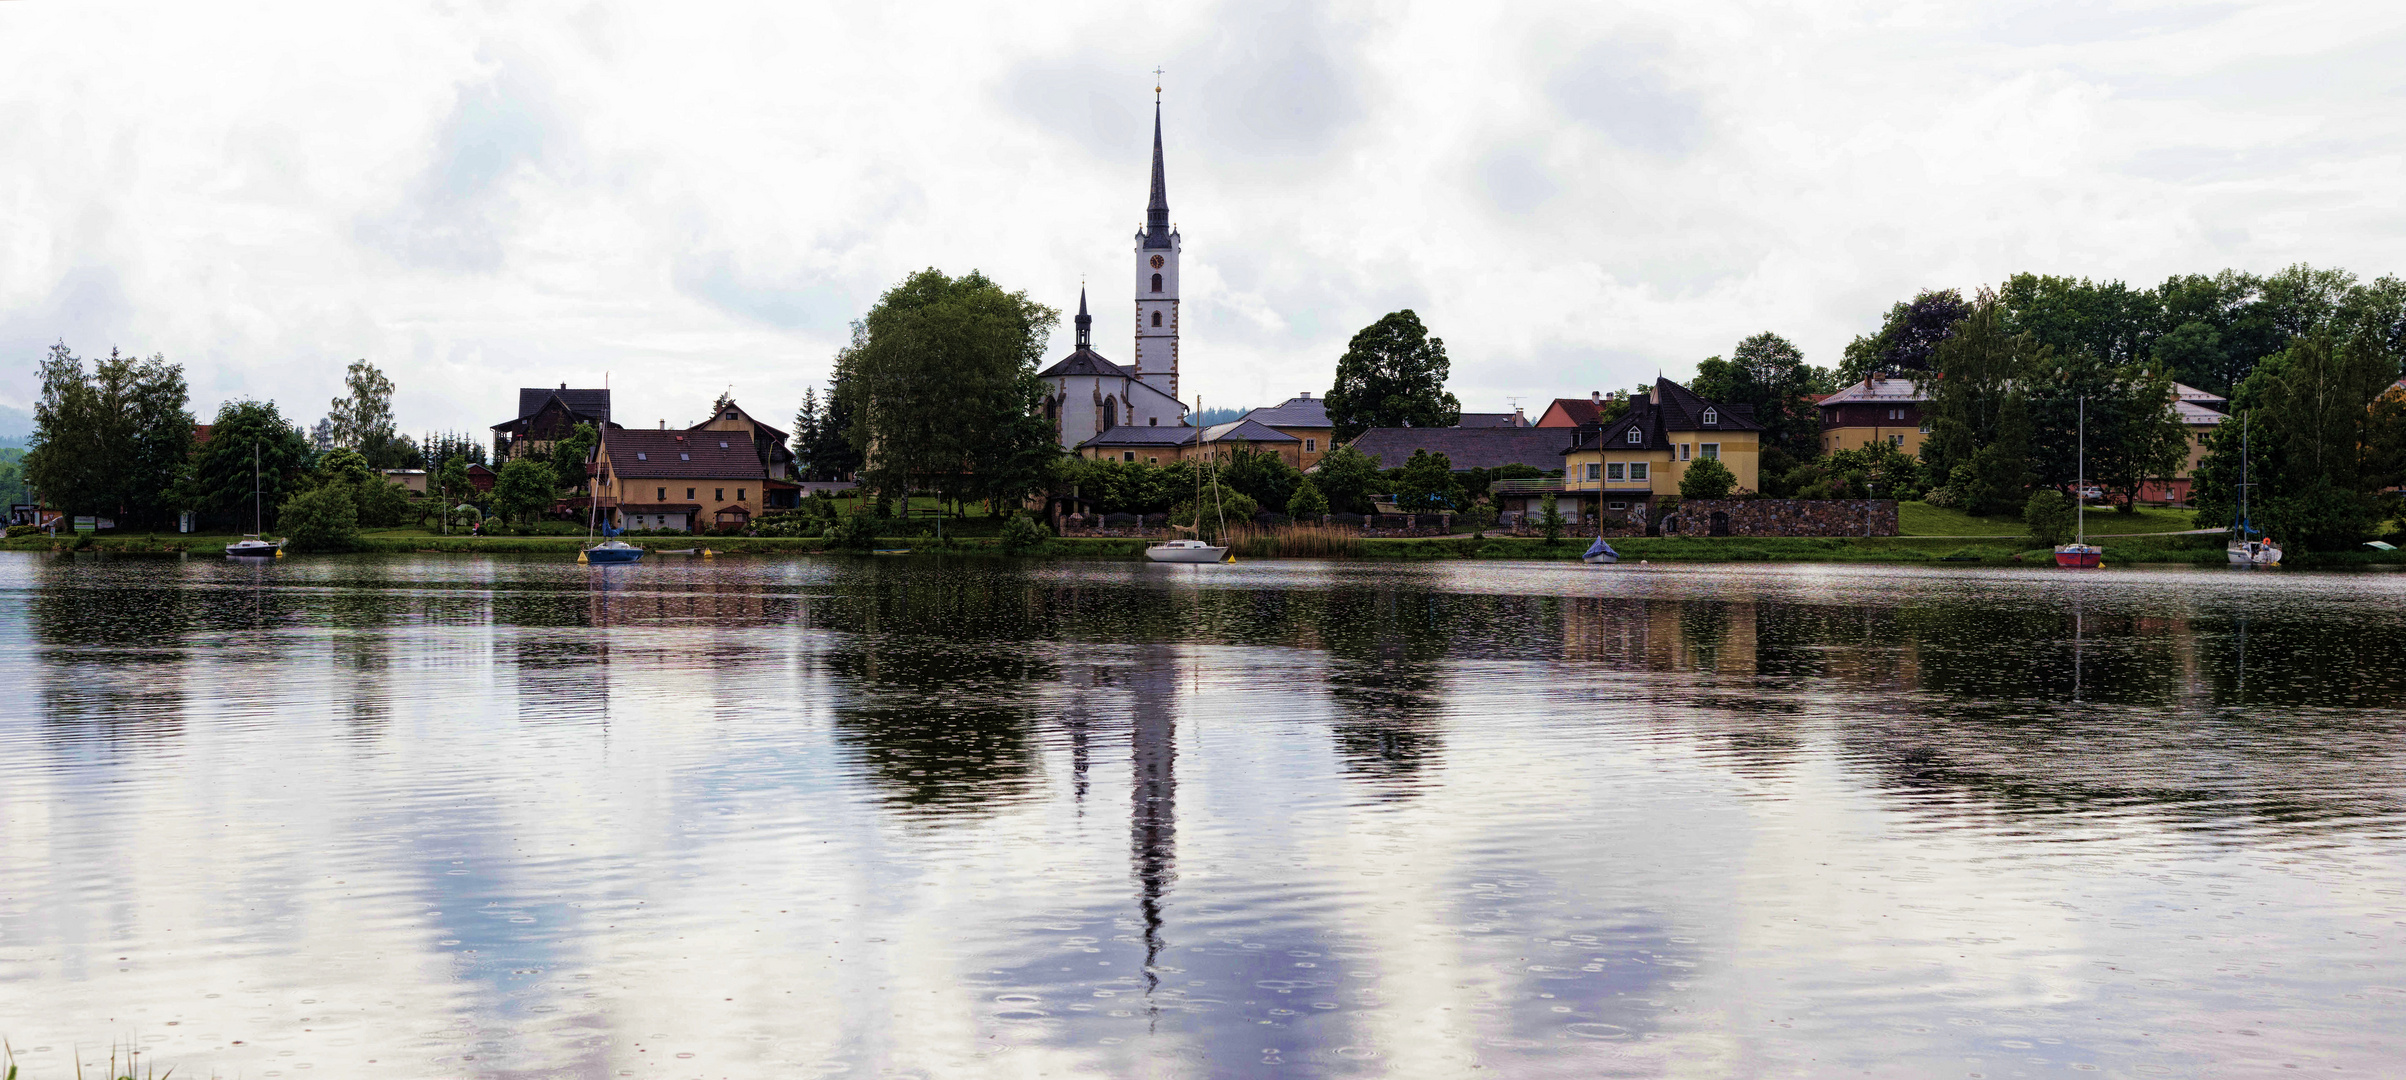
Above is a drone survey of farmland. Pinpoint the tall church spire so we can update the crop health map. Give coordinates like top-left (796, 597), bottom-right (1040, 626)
top-left (1143, 91), bottom-right (1171, 249)
top-left (1075, 286), bottom-right (1092, 348)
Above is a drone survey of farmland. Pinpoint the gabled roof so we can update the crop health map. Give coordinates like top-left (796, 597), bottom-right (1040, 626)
top-left (1202, 419), bottom-right (1298, 443)
top-left (1078, 424), bottom-right (1206, 449)
top-left (2173, 382), bottom-right (2225, 404)
top-left (515, 387), bottom-right (611, 423)
top-left (1039, 347), bottom-right (1134, 379)
top-left (690, 399), bottom-right (788, 443)
top-left (1536, 398), bottom-right (1604, 427)
top-left (600, 429), bottom-right (769, 479)
top-left (1342, 427), bottom-right (1574, 471)
top-left (1242, 394), bottom-right (1331, 428)
top-left (1569, 378), bottom-right (1760, 453)
top-left (1818, 377), bottom-right (1928, 405)
top-left (2174, 400), bottom-right (2229, 425)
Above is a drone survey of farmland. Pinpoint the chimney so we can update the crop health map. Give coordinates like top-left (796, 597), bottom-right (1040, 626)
top-left (1590, 390), bottom-right (1601, 405)
top-left (659, 419), bottom-right (666, 429)
top-left (560, 382), bottom-right (567, 390)
top-left (1513, 406), bottom-right (1526, 425)
top-left (1299, 391), bottom-right (1310, 399)
top-left (1649, 383), bottom-right (1660, 405)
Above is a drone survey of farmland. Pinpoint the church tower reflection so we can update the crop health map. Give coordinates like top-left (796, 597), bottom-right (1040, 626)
top-left (1126, 646), bottom-right (1179, 1005)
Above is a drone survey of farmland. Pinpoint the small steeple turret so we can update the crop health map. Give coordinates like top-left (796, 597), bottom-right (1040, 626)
top-left (1075, 287), bottom-right (1092, 348)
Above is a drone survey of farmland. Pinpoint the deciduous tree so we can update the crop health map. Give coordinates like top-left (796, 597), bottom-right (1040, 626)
top-left (1325, 310), bottom-right (1460, 442)
top-left (193, 399), bottom-right (314, 531)
top-left (839, 269), bottom-right (1059, 509)
top-left (1839, 289), bottom-right (1970, 384)
top-left (23, 342), bottom-right (193, 527)
top-left (327, 359), bottom-right (402, 466)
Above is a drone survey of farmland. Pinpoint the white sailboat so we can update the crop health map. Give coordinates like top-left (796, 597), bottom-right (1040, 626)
top-left (1146, 395), bottom-right (1230, 565)
top-left (2054, 397), bottom-right (2102, 568)
top-left (2227, 411), bottom-right (2281, 567)
top-left (225, 442), bottom-right (285, 558)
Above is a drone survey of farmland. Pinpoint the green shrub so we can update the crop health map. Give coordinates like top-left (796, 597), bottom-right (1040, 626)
top-left (280, 484), bottom-right (361, 552)
top-left (2024, 489), bottom-right (2074, 547)
top-left (1539, 493), bottom-right (1565, 544)
top-left (823, 507), bottom-right (881, 550)
top-left (998, 514), bottom-right (1051, 553)
top-left (1457, 502), bottom-right (1498, 537)
top-left (1679, 456), bottom-right (1736, 499)
top-left (1286, 476), bottom-right (1330, 520)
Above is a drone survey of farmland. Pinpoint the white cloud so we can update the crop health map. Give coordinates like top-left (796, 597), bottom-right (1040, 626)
top-left (0, 0), bottom-right (2399, 433)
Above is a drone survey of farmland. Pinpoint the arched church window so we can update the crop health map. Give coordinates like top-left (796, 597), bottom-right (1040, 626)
top-left (1151, 273), bottom-right (1163, 293)
top-left (1104, 397), bottom-right (1119, 429)
top-left (1151, 311), bottom-right (1162, 327)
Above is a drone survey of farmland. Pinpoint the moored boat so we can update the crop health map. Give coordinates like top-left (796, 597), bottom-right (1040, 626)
top-left (1582, 536), bottom-right (1620, 565)
top-left (2053, 543), bottom-right (2102, 568)
top-left (1145, 539), bottom-right (1228, 564)
top-left (227, 443), bottom-right (284, 558)
top-left (2054, 397), bottom-right (2102, 568)
top-left (580, 539), bottom-right (644, 564)
top-left (2225, 412), bottom-right (2280, 567)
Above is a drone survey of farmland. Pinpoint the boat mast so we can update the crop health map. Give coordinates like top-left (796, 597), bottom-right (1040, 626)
top-left (2238, 412), bottom-right (2249, 537)
top-left (2075, 395), bottom-right (2086, 547)
top-left (253, 441), bottom-right (262, 537)
top-left (1193, 396), bottom-right (1203, 537)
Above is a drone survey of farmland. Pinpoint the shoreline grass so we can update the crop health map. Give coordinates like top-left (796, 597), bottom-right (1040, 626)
top-left (11, 527), bottom-right (2405, 568)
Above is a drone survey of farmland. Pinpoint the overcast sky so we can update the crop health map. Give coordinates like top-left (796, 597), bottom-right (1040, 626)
top-left (2, 1), bottom-right (2401, 436)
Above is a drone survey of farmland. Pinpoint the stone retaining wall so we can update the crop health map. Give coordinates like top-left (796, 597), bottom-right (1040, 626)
top-left (1661, 499), bottom-right (1896, 537)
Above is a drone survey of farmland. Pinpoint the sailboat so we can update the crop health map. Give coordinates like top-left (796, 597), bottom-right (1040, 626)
top-left (1146, 397), bottom-right (1231, 564)
top-left (225, 442), bottom-right (286, 557)
top-left (2227, 411), bottom-right (2281, 567)
top-left (2054, 396), bottom-right (2103, 568)
top-left (579, 423), bottom-right (643, 565)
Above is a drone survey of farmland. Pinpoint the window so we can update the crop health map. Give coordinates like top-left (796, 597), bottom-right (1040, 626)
top-left (737, 489), bottom-right (747, 502)
top-left (1149, 417), bottom-right (1157, 426)
top-left (1607, 501), bottom-right (1627, 511)
top-left (679, 452), bottom-right (690, 461)
top-left (1888, 408), bottom-right (1905, 421)
top-left (1625, 429), bottom-right (1641, 444)
top-left (1888, 435), bottom-right (1904, 449)
top-left (1304, 438), bottom-right (1317, 452)
top-left (1147, 456), bottom-right (1158, 464)
top-left (1700, 443), bottom-right (1720, 459)
top-left (1151, 273), bottom-right (1163, 292)
top-left (1124, 451), bottom-right (1136, 462)
top-left (1679, 443), bottom-right (1691, 461)
top-left (1587, 463), bottom-right (1602, 481)
top-left (715, 488), bottom-right (724, 501)
top-left (1630, 463), bottom-right (1649, 481)
top-left (1919, 420), bottom-right (1931, 434)
top-left (636, 452), bottom-right (647, 461)
top-left (725, 411), bottom-right (737, 421)
top-left (1606, 463), bottom-right (1625, 481)
top-left (686, 488), bottom-right (695, 499)
top-left (657, 487), bottom-right (665, 501)
top-left (1701, 408), bottom-right (1718, 425)
top-left (1151, 311), bottom-right (1162, 327)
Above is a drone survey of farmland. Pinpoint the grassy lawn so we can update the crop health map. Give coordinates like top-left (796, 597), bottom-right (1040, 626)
top-left (1899, 501), bottom-right (2202, 537)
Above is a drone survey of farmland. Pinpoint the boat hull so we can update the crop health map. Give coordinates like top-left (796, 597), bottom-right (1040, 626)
top-left (1582, 552), bottom-right (1619, 565)
top-left (225, 539), bottom-right (284, 558)
top-left (2053, 544), bottom-right (2102, 568)
top-left (2227, 541), bottom-right (2281, 567)
top-left (1145, 544), bottom-right (1229, 564)
top-left (582, 547), bottom-right (644, 564)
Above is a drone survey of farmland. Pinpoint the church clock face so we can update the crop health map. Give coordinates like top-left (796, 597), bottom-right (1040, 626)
top-left (1150, 255), bottom-right (1164, 269)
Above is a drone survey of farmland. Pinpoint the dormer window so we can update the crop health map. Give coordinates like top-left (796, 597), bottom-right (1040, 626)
top-left (1625, 429), bottom-right (1641, 444)
top-left (1702, 408), bottom-right (1718, 425)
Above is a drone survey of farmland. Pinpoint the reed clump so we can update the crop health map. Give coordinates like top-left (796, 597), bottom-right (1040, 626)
top-left (1222, 523), bottom-right (1362, 559)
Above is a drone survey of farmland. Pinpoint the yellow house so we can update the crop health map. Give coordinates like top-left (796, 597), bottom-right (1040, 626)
top-left (1561, 377), bottom-right (1761, 528)
top-left (1236, 393), bottom-right (1334, 469)
top-left (1817, 377), bottom-right (1930, 456)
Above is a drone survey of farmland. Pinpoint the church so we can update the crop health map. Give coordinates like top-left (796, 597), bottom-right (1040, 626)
top-left (1037, 94), bottom-right (1192, 458)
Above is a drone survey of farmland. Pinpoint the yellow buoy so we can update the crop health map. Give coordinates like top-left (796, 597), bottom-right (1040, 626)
top-left (576, 550), bottom-right (589, 564)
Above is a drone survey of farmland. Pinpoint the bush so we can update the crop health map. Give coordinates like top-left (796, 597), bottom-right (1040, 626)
top-left (1679, 456), bottom-right (1737, 499)
top-left (1922, 486), bottom-right (1962, 510)
top-left (2024, 489), bottom-right (2074, 547)
top-left (1170, 487), bottom-right (1259, 530)
top-left (823, 508), bottom-right (881, 550)
top-left (352, 477), bottom-right (414, 528)
top-left (998, 514), bottom-right (1051, 553)
top-left (1286, 476), bottom-right (1330, 520)
top-left (751, 511), bottom-right (815, 538)
top-left (5, 524), bottom-right (35, 538)
top-left (280, 485), bottom-right (361, 552)
top-left (1457, 503), bottom-right (1498, 537)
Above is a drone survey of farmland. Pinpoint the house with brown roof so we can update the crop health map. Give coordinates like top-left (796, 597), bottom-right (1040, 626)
top-left (492, 384), bottom-right (616, 462)
top-left (592, 428), bottom-right (772, 533)
top-left (1534, 394), bottom-right (1611, 428)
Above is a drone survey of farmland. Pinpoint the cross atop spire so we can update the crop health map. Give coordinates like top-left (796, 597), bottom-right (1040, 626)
top-left (1075, 286), bottom-right (1092, 348)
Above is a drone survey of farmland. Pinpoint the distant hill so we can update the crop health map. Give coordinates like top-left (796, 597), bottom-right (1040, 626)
top-left (0, 403), bottom-right (28, 443)
top-left (1193, 405), bottom-right (1250, 427)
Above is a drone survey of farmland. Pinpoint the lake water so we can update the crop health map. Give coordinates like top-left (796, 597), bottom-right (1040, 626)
top-left (3, 553), bottom-right (2404, 1079)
